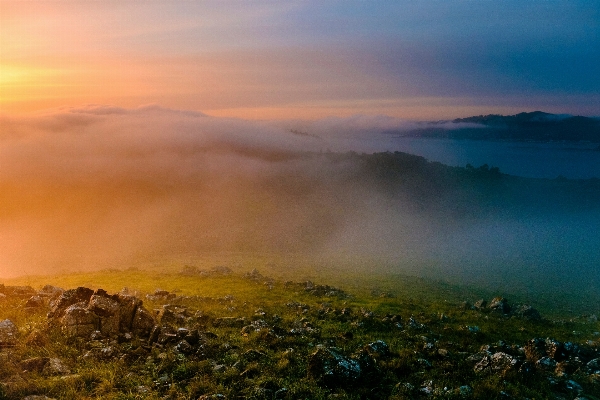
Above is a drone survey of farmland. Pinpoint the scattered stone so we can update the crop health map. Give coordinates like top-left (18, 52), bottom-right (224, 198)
top-left (308, 346), bottom-right (361, 387)
top-left (473, 299), bottom-right (487, 310)
top-left (24, 295), bottom-right (45, 308)
top-left (20, 357), bottom-right (50, 373)
top-left (474, 352), bottom-right (519, 375)
top-left (48, 287), bottom-right (94, 319)
top-left (42, 358), bottom-right (71, 376)
top-left (488, 297), bottom-right (511, 314)
top-left (514, 304), bottom-right (542, 320)
top-left (0, 319), bottom-right (19, 347)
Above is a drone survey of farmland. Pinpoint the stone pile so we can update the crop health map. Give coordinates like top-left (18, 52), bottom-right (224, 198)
top-left (47, 287), bottom-right (155, 338)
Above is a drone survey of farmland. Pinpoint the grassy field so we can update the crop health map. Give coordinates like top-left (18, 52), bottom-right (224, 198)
top-left (1, 258), bottom-right (599, 399)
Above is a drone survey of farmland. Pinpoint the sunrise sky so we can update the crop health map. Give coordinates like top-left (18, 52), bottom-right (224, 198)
top-left (2, 1), bottom-right (599, 120)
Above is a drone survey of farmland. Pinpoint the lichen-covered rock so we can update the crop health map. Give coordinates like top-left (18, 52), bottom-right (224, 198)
top-left (0, 319), bottom-right (19, 347)
top-left (308, 346), bottom-right (361, 387)
top-left (48, 287), bottom-right (94, 319)
top-left (474, 352), bottom-right (519, 375)
top-left (514, 304), bottom-right (541, 320)
top-left (488, 297), bottom-right (511, 314)
top-left (88, 291), bottom-right (121, 336)
top-left (42, 358), bottom-right (71, 376)
top-left (116, 294), bottom-right (142, 331)
top-left (131, 306), bottom-right (155, 337)
top-left (24, 295), bottom-right (45, 308)
top-left (61, 303), bottom-right (99, 337)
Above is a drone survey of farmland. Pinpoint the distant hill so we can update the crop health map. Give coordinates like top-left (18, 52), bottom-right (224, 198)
top-left (402, 111), bottom-right (600, 143)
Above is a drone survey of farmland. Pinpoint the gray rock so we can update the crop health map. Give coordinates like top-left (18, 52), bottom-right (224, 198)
top-left (25, 295), bottom-right (45, 308)
top-left (42, 358), bottom-right (71, 376)
top-left (48, 287), bottom-right (94, 318)
top-left (308, 346), bottom-right (361, 387)
top-left (474, 352), bottom-right (519, 375)
top-left (514, 304), bottom-right (541, 320)
top-left (474, 299), bottom-right (487, 310)
top-left (61, 303), bottom-right (99, 337)
top-left (488, 297), bottom-right (511, 314)
top-left (131, 306), bottom-right (156, 337)
top-left (535, 356), bottom-right (557, 371)
top-left (0, 319), bottom-right (18, 347)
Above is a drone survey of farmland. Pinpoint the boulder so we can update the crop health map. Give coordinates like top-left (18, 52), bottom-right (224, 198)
top-left (514, 304), bottom-right (541, 320)
top-left (24, 295), bottom-right (45, 308)
top-left (488, 297), bottom-right (511, 314)
top-left (308, 346), bottom-right (361, 387)
top-left (61, 303), bottom-right (99, 337)
top-left (48, 287), bottom-right (94, 318)
top-left (116, 294), bottom-right (142, 331)
top-left (0, 319), bottom-right (19, 347)
top-left (131, 306), bottom-right (155, 337)
top-left (42, 358), bottom-right (71, 376)
top-left (88, 291), bottom-right (121, 336)
top-left (474, 352), bottom-right (519, 375)
top-left (473, 299), bottom-right (487, 310)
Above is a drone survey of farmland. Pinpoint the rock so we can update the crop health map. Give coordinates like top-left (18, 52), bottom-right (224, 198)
top-left (474, 352), bottom-right (519, 375)
top-left (308, 346), bottom-right (361, 387)
top-left (42, 358), bottom-right (71, 376)
top-left (48, 287), bottom-right (94, 318)
top-left (88, 291), bottom-right (121, 336)
top-left (0, 319), bottom-right (19, 347)
top-left (535, 356), bottom-right (557, 371)
top-left (474, 299), bottom-right (487, 310)
top-left (364, 340), bottom-right (390, 358)
top-left (22, 396), bottom-right (57, 400)
top-left (545, 338), bottom-right (569, 361)
top-left (175, 340), bottom-right (193, 354)
top-left (116, 293), bottom-right (142, 332)
top-left (25, 295), bottom-right (45, 308)
top-left (131, 306), bottom-right (156, 337)
top-left (38, 285), bottom-right (64, 297)
top-left (61, 303), bottom-right (100, 337)
top-left (514, 304), bottom-right (541, 320)
top-left (20, 357), bottom-right (50, 373)
top-left (488, 297), bottom-right (511, 314)
top-left (586, 358), bottom-right (600, 373)
top-left (157, 305), bottom-right (186, 326)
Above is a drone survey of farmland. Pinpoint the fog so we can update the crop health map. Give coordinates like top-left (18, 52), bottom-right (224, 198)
top-left (2, 106), bottom-right (599, 300)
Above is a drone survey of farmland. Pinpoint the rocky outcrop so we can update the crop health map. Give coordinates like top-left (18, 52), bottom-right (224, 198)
top-left (47, 287), bottom-right (155, 338)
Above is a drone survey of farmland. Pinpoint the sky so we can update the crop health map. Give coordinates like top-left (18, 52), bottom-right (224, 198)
top-left (1, 0), bottom-right (599, 120)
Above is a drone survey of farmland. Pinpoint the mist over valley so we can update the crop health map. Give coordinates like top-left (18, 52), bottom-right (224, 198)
top-left (2, 106), bottom-right (599, 306)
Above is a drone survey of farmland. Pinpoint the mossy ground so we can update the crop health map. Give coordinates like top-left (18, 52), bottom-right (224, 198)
top-left (1, 259), bottom-right (599, 399)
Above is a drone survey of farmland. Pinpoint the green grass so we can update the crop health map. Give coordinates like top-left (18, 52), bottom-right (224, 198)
top-left (1, 259), bottom-right (599, 399)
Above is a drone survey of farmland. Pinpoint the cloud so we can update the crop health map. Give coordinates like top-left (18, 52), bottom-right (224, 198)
top-left (2, 105), bottom-right (599, 304)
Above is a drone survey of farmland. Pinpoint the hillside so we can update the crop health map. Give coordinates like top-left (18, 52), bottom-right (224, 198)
top-left (401, 112), bottom-right (600, 142)
top-left (1, 267), bottom-right (600, 399)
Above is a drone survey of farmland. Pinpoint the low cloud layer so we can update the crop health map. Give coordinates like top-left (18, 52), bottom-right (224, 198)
top-left (1, 106), bottom-right (599, 300)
